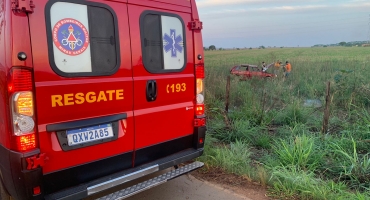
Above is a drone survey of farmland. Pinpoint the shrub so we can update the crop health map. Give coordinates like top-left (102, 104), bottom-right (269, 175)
top-left (269, 166), bottom-right (358, 200)
top-left (273, 101), bottom-right (311, 126)
top-left (200, 138), bottom-right (253, 176)
top-left (330, 139), bottom-right (370, 190)
top-left (272, 134), bottom-right (324, 171)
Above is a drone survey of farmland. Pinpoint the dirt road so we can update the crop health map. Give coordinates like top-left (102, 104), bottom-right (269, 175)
top-left (125, 174), bottom-right (250, 200)
top-left (88, 173), bottom-right (252, 200)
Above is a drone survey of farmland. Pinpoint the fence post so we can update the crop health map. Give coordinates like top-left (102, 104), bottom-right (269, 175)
top-left (259, 90), bottom-right (267, 124)
top-left (223, 76), bottom-right (232, 129)
top-left (322, 82), bottom-right (331, 134)
top-left (225, 75), bottom-right (231, 113)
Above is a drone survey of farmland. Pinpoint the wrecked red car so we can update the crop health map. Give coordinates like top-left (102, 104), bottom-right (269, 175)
top-left (230, 64), bottom-right (276, 79)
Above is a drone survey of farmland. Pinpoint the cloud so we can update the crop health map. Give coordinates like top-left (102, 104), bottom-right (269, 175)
top-left (254, 5), bottom-right (328, 12)
top-left (200, 4), bottom-right (329, 18)
top-left (199, 1), bottom-right (370, 19)
top-left (197, 0), bottom-right (370, 47)
top-left (197, 0), bottom-right (261, 8)
top-left (196, 0), bottom-right (322, 8)
top-left (341, 2), bottom-right (370, 7)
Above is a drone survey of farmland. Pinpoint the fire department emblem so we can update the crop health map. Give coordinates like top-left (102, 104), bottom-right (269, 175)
top-left (163, 29), bottom-right (183, 58)
top-left (52, 18), bottom-right (89, 56)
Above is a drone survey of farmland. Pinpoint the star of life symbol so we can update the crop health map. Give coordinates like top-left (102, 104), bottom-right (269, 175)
top-left (163, 29), bottom-right (183, 58)
top-left (52, 18), bottom-right (89, 56)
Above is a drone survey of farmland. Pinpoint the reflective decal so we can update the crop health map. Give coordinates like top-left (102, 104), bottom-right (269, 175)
top-left (51, 89), bottom-right (124, 107)
top-left (50, 2), bottom-right (92, 72)
top-left (163, 29), bottom-right (183, 58)
top-left (53, 18), bottom-right (89, 56)
top-left (161, 16), bottom-right (184, 70)
top-left (166, 83), bottom-right (186, 93)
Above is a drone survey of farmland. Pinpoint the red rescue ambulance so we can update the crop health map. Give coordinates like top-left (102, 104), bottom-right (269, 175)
top-left (0, 0), bottom-right (206, 199)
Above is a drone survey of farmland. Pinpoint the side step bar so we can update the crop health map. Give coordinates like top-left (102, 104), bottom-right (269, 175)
top-left (97, 161), bottom-right (204, 200)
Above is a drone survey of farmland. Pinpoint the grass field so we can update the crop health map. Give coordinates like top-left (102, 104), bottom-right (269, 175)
top-left (199, 47), bottom-right (370, 199)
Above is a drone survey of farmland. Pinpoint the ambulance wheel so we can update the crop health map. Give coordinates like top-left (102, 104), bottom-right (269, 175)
top-left (0, 178), bottom-right (13, 200)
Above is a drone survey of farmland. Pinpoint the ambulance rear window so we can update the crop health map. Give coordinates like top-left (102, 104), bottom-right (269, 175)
top-left (140, 11), bottom-right (186, 73)
top-left (46, 1), bottom-right (120, 77)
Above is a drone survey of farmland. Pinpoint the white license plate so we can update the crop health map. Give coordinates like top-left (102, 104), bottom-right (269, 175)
top-left (67, 123), bottom-right (114, 146)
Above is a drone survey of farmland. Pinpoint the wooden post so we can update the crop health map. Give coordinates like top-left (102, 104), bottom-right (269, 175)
top-left (225, 75), bottom-right (231, 113)
top-left (223, 76), bottom-right (231, 129)
top-left (259, 90), bottom-right (266, 125)
top-left (322, 82), bottom-right (331, 134)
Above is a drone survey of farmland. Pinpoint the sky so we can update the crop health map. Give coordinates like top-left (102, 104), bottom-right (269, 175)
top-left (196, 0), bottom-right (370, 48)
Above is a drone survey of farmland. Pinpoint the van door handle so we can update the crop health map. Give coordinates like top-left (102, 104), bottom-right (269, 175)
top-left (146, 80), bottom-right (157, 102)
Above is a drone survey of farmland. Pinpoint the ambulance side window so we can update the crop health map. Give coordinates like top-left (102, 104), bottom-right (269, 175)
top-left (46, 1), bottom-right (120, 77)
top-left (140, 11), bottom-right (186, 73)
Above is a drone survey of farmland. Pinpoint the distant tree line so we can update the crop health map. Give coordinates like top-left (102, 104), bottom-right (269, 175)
top-left (204, 45), bottom-right (226, 51)
top-left (312, 41), bottom-right (370, 47)
top-left (204, 45), bottom-right (216, 51)
top-left (203, 45), bottom-right (289, 50)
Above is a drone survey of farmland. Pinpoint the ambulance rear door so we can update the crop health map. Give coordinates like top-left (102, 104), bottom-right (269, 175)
top-left (127, 0), bottom-right (196, 166)
top-left (27, 0), bottom-right (134, 194)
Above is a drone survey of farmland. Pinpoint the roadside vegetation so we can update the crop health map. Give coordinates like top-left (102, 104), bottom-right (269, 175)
top-left (199, 47), bottom-right (370, 199)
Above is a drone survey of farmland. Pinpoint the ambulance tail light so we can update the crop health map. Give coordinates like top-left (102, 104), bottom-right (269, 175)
top-left (195, 64), bottom-right (205, 123)
top-left (195, 64), bottom-right (204, 79)
top-left (195, 64), bottom-right (204, 99)
top-left (194, 63), bottom-right (206, 148)
top-left (15, 133), bottom-right (36, 152)
top-left (195, 104), bottom-right (204, 115)
top-left (8, 68), bottom-right (37, 152)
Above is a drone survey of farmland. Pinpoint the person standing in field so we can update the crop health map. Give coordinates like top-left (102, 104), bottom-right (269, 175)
top-left (274, 60), bottom-right (281, 76)
top-left (262, 61), bottom-right (268, 72)
top-left (285, 61), bottom-right (291, 77)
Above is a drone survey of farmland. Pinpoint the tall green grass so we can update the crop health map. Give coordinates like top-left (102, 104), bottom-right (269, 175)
top-left (272, 134), bottom-right (324, 171)
top-left (269, 166), bottom-right (367, 200)
top-left (198, 136), bottom-right (254, 176)
top-left (201, 47), bottom-right (370, 199)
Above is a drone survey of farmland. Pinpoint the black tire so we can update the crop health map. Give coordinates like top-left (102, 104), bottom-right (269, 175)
top-left (0, 176), bottom-right (13, 200)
